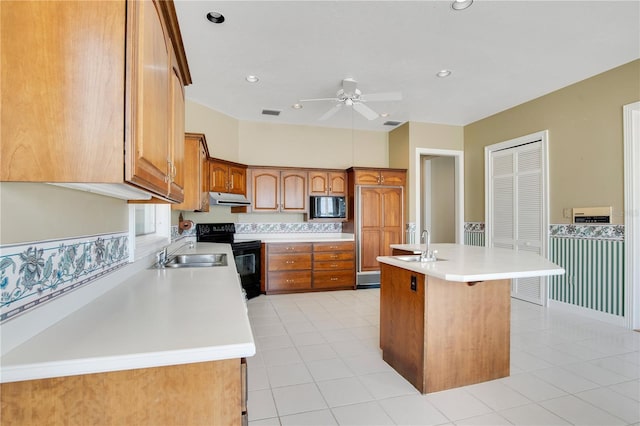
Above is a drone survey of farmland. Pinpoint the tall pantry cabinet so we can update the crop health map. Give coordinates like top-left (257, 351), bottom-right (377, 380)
top-left (345, 167), bottom-right (406, 288)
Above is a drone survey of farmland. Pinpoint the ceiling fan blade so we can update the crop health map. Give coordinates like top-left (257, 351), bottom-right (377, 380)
top-left (352, 102), bottom-right (379, 120)
top-left (299, 97), bottom-right (339, 102)
top-left (360, 91), bottom-right (403, 102)
top-left (342, 78), bottom-right (358, 96)
top-left (318, 103), bottom-right (343, 121)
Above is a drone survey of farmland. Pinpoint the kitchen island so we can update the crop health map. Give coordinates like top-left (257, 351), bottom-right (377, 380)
top-left (377, 243), bottom-right (564, 394)
top-left (0, 242), bottom-right (254, 425)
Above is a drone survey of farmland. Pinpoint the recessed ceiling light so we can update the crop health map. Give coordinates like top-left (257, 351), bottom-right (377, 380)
top-left (292, 103), bottom-right (303, 109)
top-left (245, 75), bottom-right (259, 83)
top-left (436, 69), bottom-right (452, 78)
top-left (206, 12), bottom-right (225, 24)
top-left (451, 0), bottom-right (473, 11)
top-left (379, 112), bottom-right (390, 118)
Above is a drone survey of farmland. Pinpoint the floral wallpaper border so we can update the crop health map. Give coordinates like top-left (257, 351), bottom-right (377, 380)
top-left (550, 223), bottom-right (624, 241)
top-left (0, 232), bottom-right (129, 323)
top-left (235, 222), bottom-right (342, 234)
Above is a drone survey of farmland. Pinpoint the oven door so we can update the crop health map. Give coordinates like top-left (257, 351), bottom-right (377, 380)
top-left (232, 242), bottom-right (261, 299)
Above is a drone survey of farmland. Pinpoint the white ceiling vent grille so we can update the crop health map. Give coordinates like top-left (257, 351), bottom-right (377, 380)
top-left (262, 109), bottom-right (281, 116)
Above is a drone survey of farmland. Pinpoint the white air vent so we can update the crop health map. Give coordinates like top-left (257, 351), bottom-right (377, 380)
top-left (262, 109), bottom-right (281, 116)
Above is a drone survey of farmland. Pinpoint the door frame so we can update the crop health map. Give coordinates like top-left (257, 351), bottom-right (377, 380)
top-left (414, 148), bottom-right (464, 244)
top-left (484, 130), bottom-right (550, 304)
top-left (624, 101), bottom-right (640, 330)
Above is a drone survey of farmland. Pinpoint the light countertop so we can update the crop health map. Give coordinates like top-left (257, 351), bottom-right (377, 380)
top-left (236, 233), bottom-right (354, 243)
top-left (381, 243), bottom-right (564, 282)
top-left (0, 243), bottom-right (255, 383)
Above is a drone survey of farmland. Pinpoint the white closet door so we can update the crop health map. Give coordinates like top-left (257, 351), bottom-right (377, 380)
top-left (490, 140), bottom-right (545, 305)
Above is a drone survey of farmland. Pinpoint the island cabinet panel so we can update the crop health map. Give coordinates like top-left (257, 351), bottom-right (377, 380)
top-left (0, 359), bottom-right (243, 426)
top-left (380, 263), bottom-right (511, 394)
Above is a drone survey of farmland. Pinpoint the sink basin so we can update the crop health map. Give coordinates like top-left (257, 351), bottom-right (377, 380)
top-left (164, 253), bottom-right (228, 268)
top-left (393, 255), bottom-right (444, 263)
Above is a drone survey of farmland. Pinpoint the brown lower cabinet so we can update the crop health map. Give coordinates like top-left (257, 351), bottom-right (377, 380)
top-left (0, 358), bottom-right (247, 426)
top-left (264, 241), bottom-right (355, 294)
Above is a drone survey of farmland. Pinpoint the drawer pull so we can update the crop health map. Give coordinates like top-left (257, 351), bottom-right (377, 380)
top-left (330, 264), bottom-right (338, 268)
top-left (286, 260), bottom-right (295, 264)
top-left (285, 279), bottom-right (294, 283)
top-left (331, 277), bottom-right (338, 281)
top-left (330, 255), bottom-right (338, 259)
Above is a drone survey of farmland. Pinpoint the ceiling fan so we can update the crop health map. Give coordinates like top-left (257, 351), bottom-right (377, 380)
top-left (299, 78), bottom-right (402, 121)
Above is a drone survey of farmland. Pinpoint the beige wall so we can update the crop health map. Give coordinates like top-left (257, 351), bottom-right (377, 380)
top-left (429, 156), bottom-right (456, 243)
top-left (389, 122), bottom-right (463, 223)
top-left (238, 121), bottom-right (387, 168)
top-left (0, 183), bottom-right (128, 244)
top-left (464, 59), bottom-right (640, 224)
top-left (186, 100), bottom-right (240, 162)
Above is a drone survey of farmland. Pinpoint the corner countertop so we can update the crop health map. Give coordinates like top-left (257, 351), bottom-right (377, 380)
top-left (235, 233), bottom-right (354, 243)
top-left (380, 243), bottom-right (564, 282)
top-left (0, 243), bottom-right (255, 384)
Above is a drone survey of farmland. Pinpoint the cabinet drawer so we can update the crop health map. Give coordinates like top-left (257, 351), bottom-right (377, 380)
top-left (268, 271), bottom-right (312, 291)
top-left (313, 270), bottom-right (355, 288)
top-left (269, 243), bottom-right (313, 254)
top-left (313, 260), bottom-right (354, 271)
top-left (268, 253), bottom-right (312, 271)
top-left (313, 242), bottom-right (354, 252)
top-left (314, 251), bottom-right (354, 262)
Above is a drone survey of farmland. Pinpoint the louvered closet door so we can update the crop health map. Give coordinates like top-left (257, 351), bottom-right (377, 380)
top-left (490, 141), bottom-right (545, 305)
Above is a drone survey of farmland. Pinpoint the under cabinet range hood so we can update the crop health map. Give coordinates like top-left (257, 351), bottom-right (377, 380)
top-left (209, 192), bottom-right (251, 206)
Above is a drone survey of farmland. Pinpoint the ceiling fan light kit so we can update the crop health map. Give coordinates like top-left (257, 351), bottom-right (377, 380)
top-left (451, 0), bottom-right (473, 11)
top-left (299, 78), bottom-right (402, 122)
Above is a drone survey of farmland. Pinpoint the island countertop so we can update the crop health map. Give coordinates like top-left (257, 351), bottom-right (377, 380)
top-left (380, 243), bottom-right (564, 282)
top-left (0, 242), bottom-right (255, 384)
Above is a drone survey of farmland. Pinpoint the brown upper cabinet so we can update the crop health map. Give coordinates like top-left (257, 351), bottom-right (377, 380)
top-left (308, 171), bottom-right (347, 196)
top-left (351, 168), bottom-right (406, 187)
top-left (0, 0), bottom-right (191, 202)
top-left (249, 168), bottom-right (307, 213)
top-left (172, 133), bottom-right (210, 212)
top-left (209, 159), bottom-right (247, 196)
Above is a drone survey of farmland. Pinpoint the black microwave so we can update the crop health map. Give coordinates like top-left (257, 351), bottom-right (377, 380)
top-left (309, 196), bottom-right (346, 219)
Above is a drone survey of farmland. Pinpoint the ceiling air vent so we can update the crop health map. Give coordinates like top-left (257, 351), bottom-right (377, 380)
top-left (383, 120), bottom-right (403, 127)
top-left (262, 109), bottom-right (281, 116)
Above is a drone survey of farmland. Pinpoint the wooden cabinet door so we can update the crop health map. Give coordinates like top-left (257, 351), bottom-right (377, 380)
top-left (126, 0), bottom-right (172, 196)
top-left (281, 171), bottom-right (307, 212)
top-left (209, 160), bottom-right (229, 192)
top-left (308, 171), bottom-right (329, 195)
top-left (354, 170), bottom-right (381, 185)
top-left (328, 172), bottom-right (347, 195)
top-left (380, 170), bottom-right (406, 187)
top-left (381, 187), bottom-right (404, 256)
top-left (1, 0), bottom-right (125, 182)
top-left (251, 169), bottom-right (280, 211)
top-left (359, 187), bottom-right (404, 270)
top-left (167, 59), bottom-right (185, 203)
top-left (228, 165), bottom-right (247, 195)
top-left (199, 140), bottom-right (210, 211)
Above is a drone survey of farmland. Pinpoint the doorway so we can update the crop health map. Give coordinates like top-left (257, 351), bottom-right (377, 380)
top-left (413, 148), bottom-right (464, 245)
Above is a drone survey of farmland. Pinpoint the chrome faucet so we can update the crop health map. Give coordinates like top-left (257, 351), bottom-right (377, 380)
top-left (156, 247), bottom-right (168, 268)
top-left (420, 229), bottom-right (437, 262)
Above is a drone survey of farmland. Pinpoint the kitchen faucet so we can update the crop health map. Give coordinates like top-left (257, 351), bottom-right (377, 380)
top-left (420, 229), bottom-right (437, 262)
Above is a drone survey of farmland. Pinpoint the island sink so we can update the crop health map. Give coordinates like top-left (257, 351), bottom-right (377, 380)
top-left (393, 255), bottom-right (445, 263)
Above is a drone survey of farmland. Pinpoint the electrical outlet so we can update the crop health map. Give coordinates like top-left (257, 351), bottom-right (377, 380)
top-left (410, 275), bottom-right (417, 292)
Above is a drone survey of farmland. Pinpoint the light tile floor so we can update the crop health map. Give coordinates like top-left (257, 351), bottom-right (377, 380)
top-left (246, 289), bottom-right (639, 426)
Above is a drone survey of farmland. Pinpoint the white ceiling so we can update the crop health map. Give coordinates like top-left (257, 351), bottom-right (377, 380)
top-left (174, 0), bottom-right (640, 132)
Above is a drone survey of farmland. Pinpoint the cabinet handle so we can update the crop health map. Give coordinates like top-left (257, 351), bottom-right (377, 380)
top-left (331, 277), bottom-right (338, 281)
top-left (285, 260), bottom-right (295, 264)
top-left (330, 255), bottom-right (338, 259)
top-left (330, 264), bottom-right (338, 268)
top-left (380, 175), bottom-right (385, 184)
top-left (285, 279), bottom-right (294, 283)
top-left (230, 179), bottom-right (234, 189)
top-left (286, 247), bottom-right (294, 251)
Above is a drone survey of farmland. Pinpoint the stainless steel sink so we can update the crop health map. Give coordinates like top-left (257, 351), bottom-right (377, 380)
top-left (164, 253), bottom-right (228, 268)
top-left (393, 255), bottom-right (444, 263)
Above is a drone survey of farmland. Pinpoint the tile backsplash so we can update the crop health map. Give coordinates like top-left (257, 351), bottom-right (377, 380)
top-left (0, 232), bottom-right (129, 322)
